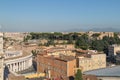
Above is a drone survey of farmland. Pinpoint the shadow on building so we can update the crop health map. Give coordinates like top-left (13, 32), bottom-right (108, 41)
top-left (69, 76), bottom-right (74, 80)
top-left (4, 65), bottom-right (10, 80)
top-left (32, 60), bottom-right (37, 71)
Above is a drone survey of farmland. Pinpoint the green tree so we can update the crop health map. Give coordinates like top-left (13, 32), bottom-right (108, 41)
top-left (67, 36), bottom-right (73, 44)
top-left (23, 35), bottom-right (31, 42)
top-left (31, 50), bottom-right (39, 56)
top-left (91, 40), bottom-right (104, 51)
top-left (75, 34), bottom-right (89, 50)
top-left (75, 69), bottom-right (83, 80)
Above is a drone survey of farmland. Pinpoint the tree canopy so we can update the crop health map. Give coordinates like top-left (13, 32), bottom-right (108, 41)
top-left (75, 69), bottom-right (83, 80)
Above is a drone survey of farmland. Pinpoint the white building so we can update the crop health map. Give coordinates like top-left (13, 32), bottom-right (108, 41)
top-left (4, 51), bottom-right (32, 72)
top-left (0, 32), bottom-right (33, 80)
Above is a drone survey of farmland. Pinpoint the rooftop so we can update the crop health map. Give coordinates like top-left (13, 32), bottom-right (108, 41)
top-left (84, 66), bottom-right (120, 77)
top-left (46, 47), bottom-right (74, 53)
top-left (5, 50), bottom-right (32, 61)
top-left (38, 53), bottom-right (75, 62)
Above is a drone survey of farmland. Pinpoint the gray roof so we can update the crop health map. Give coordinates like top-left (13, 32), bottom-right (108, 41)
top-left (83, 66), bottom-right (120, 77)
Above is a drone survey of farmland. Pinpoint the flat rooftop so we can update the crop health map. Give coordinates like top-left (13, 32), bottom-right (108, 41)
top-left (38, 53), bottom-right (75, 62)
top-left (84, 66), bottom-right (120, 77)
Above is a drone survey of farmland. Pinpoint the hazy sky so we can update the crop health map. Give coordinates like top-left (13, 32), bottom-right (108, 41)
top-left (0, 0), bottom-right (120, 32)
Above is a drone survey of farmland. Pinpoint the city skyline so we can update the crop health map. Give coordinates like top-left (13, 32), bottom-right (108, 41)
top-left (0, 0), bottom-right (120, 32)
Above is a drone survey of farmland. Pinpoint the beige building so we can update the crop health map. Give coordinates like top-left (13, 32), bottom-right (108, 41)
top-left (108, 44), bottom-right (120, 56)
top-left (98, 32), bottom-right (114, 40)
top-left (77, 53), bottom-right (106, 72)
top-left (86, 31), bottom-right (114, 40)
top-left (4, 32), bottom-right (28, 41)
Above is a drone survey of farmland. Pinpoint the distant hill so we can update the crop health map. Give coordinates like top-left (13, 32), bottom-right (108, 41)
top-left (91, 27), bottom-right (120, 32)
top-left (62, 27), bottom-right (120, 32)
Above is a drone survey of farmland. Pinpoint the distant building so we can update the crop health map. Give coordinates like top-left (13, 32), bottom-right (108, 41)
top-left (86, 31), bottom-right (114, 40)
top-left (98, 32), bottom-right (114, 40)
top-left (4, 32), bottom-right (28, 41)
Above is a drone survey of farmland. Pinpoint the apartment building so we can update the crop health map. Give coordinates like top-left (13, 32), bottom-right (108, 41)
top-left (37, 53), bottom-right (76, 79)
top-left (77, 53), bottom-right (106, 72)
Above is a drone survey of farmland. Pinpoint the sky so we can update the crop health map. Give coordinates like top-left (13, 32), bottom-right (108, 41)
top-left (0, 0), bottom-right (120, 32)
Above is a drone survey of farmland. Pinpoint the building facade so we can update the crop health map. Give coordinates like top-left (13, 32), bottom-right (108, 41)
top-left (77, 53), bottom-right (106, 72)
top-left (4, 32), bottom-right (28, 41)
top-left (4, 51), bottom-right (32, 72)
top-left (37, 53), bottom-right (76, 79)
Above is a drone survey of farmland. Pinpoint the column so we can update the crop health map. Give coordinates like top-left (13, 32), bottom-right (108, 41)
top-left (7, 64), bottom-right (10, 69)
top-left (13, 63), bottom-right (15, 72)
top-left (18, 62), bottom-right (20, 71)
top-left (28, 58), bottom-right (30, 67)
top-left (11, 64), bottom-right (13, 71)
top-left (10, 64), bottom-right (12, 71)
top-left (23, 61), bottom-right (26, 70)
top-left (30, 57), bottom-right (32, 66)
top-left (25, 60), bottom-right (27, 69)
top-left (26, 60), bottom-right (28, 68)
top-left (20, 62), bottom-right (22, 71)
top-left (19, 62), bottom-right (21, 71)
top-left (21, 61), bottom-right (24, 70)
top-left (16, 63), bottom-right (18, 72)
